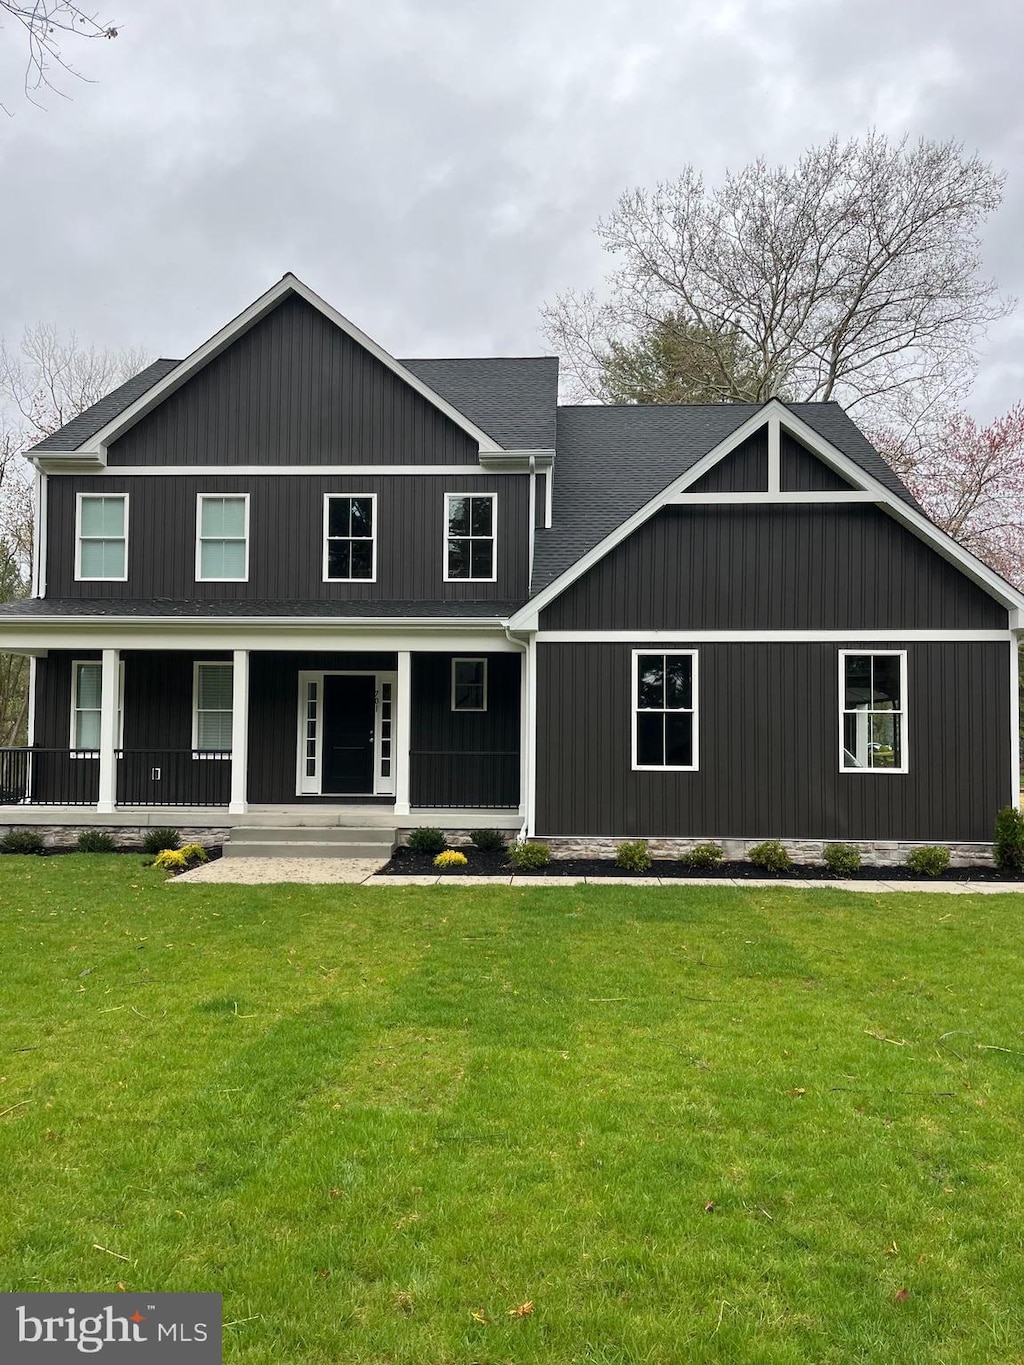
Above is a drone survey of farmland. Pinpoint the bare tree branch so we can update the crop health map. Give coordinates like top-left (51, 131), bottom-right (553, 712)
top-left (0, 1), bottom-right (118, 109)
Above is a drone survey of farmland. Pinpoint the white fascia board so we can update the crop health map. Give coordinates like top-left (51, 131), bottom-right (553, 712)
top-left (479, 449), bottom-right (556, 472)
top-left (0, 621), bottom-right (521, 654)
top-left (537, 629), bottom-right (1014, 643)
top-left (511, 398), bottom-right (1024, 628)
top-left (69, 274), bottom-right (505, 460)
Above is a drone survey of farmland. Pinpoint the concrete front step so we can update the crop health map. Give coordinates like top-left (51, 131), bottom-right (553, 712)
top-left (229, 825), bottom-right (395, 845)
top-left (223, 841), bottom-right (392, 860)
top-left (224, 825), bottom-right (397, 860)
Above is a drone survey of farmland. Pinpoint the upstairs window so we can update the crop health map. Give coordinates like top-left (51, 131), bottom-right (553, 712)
top-left (76, 494), bottom-right (127, 581)
top-left (196, 495), bottom-right (249, 582)
top-left (451, 658), bottom-right (487, 712)
top-left (632, 651), bottom-right (698, 770)
top-left (840, 651), bottom-right (907, 772)
top-left (193, 662), bottom-right (234, 753)
top-left (445, 493), bottom-right (496, 582)
top-left (324, 494), bottom-right (376, 581)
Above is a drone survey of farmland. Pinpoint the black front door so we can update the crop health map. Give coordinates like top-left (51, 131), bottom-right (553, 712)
top-left (322, 675), bottom-right (376, 794)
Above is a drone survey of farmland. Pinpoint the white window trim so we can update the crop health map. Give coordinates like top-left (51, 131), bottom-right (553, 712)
top-left (69, 658), bottom-right (124, 754)
top-left (838, 649), bottom-right (909, 775)
top-left (322, 492), bottom-right (378, 583)
top-left (75, 492), bottom-right (129, 583)
top-left (195, 493), bottom-right (250, 584)
top-left (451, 657), bottom-right (488, 712)
top-left (443, 491), bottom-right (498, 584)
top-left (631, 649), bottom-right (699, 772)
top-left (192, 660), bottom-right (234, 756)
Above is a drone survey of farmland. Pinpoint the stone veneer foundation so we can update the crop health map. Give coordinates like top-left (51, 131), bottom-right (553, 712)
top-left (538, 837), bottom-right (994, 868)
top-left (0, 824), bottom-right (231, 850)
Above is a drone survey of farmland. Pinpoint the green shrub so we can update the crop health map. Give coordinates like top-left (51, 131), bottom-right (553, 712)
top-left (470, 827), bottom-right (507, 853)
top-left (993, 806), bottom-right (1024, 874)
top-left (142, 827), bottom-right (180, 856)
top-left (906, 845), bottom-right (950, 877)
top-left (0, 827), bottom-right (45, 855)
top-left (682, 842), bottom-right (724, 869)
top-left (822, 842), bottom-right (861, 875)
top-left (407, 827), bottom-right (447, 855)
top-left (508, 840), bottom-right (551, 871)
top-left (179, 843), bottom-right (209, 864)
top-left (434, 849), bottom-right (468, 869)
top-left (747, 839), bottom-right (793, 873)
top-left (76, 829), bottom-right (117, 853)
top-left (615, 839), bottom-right (653, 873)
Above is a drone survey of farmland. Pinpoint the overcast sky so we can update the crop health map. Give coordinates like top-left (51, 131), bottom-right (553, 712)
top-left (0, 0), bottom-right (1020, 419)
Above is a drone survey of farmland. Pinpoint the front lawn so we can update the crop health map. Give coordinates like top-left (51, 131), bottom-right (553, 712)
top-left (1, 857), bottom-right (1023, 1363)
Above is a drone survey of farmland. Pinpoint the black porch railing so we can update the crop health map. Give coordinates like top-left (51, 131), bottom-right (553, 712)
top-left (116, 750), bottom-right (231, 807)
top-left (0, 747), bottom-right (231, 807)
top-left (410, 749), bottom-right (520, 809)
top-left (0, 747), bottom-right (99, 805)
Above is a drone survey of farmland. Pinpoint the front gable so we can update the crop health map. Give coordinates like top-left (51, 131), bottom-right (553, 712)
top-left (518, 401), bottom-right (1024, 631)
top-left (107, 290), bottom-right (484, 467)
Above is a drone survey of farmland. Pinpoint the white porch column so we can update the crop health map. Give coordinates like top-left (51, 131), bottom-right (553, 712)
top-left (96, 647), bottom-right (119, 813)
top-left (229, 649), bottom-right (250, 814)
top-left (394, 650), bottom-right (412, 816)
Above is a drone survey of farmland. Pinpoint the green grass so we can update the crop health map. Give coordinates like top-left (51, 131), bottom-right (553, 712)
top-left (1, 857), bottom-right (1023, 1362)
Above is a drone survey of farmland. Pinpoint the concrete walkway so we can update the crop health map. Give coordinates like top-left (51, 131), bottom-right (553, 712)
top-left (172, 859), bottom-right (1022, 892)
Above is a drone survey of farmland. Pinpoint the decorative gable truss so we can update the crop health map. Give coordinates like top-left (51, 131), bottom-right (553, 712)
top-left (511, 400), bottom-right (1024, 630)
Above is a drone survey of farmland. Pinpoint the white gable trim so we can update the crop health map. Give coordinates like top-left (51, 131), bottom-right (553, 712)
top-left (510, 399), bottom-right (1024, 629)
top-left (70, 274), bottom-right (504, 460)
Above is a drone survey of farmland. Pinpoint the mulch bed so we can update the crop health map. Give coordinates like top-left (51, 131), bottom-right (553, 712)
top-left (381, 847), bottom-right (1023, 882)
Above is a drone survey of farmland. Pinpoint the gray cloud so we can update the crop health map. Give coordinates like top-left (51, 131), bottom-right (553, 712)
top-left (0, 0), bottom-right (1019, 417)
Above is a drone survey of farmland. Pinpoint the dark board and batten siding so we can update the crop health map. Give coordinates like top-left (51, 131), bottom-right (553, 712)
top-left (539, 504), bottom-right (1008, 631)
top-left (410, 653), bottom-right (521, 808)
top-left (107, 294), bottom-right (482, 466)
top-left (47, 473), bottom-right (529, 603)
top-left (780, 432), bottom-right (854, 491)
top-left (687, 430), bottom-right (768, 492)
top-left (536, 640), bottom-right (1010, 842)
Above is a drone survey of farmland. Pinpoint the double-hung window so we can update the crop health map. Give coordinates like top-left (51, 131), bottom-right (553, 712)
top-left (324, 494), bottom-right (376, 581)
top-left (193, 662), bottom-right (234, 754)
top-left (445, 493), bottom-right (496, 582)
top-left (196, 495), bottom-right (249, 582)
top-left (840, 651), bottom-right (907, 772)
top-left (70, 660), bottom-right (123, 753)
top-left (632, 651), bottom-right (698, 770)
top-left (76, 494), bottom-right (128, 581)
top-left (451, 658), bottom-right (487, 712)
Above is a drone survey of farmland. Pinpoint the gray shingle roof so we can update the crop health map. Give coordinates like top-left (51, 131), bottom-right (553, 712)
top-left (531, 401), bottom-right (921, 593)
top-left (29, 360), bottom-right (181, 451)
top-left (399, 356), bottom-right (558, 450)
top-left (0, 598), bottom-right (523, 620)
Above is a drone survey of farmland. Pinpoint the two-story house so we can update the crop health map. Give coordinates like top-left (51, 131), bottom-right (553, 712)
top-left (0, 274), bottom-right (1020, 858)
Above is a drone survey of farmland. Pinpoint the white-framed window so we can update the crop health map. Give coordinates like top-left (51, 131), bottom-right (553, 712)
top-left (75, 493), bottom-right (128, 581)
top-left (192, 661), bottom-right (234, 754)
top-left (69, 659), bottom-right (124, 753)
top-left (444, 492), bottom-right (497, 582)
top-left (196, 494), bottom-right (249, 582)
top-left (323, 493), bottom-right (376, 581)
top-left (839, 650), bottom-right (908, 773)
top-left (451, 658), bottom-right (487, 712)
top-left (632, 650), bottom-right (698, 771)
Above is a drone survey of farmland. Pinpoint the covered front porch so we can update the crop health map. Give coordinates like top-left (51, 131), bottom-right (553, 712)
top-left (0, 632), bottom-right (525, 823)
